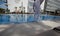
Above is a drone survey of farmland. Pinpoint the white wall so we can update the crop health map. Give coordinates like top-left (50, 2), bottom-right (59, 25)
top-left (40, 0), bottom-right (45, 11)
top-left (27, 0), bottom-right (34, 13)
top-left (7, 0), bottom-right (28, 12)
top-left (23, 0), bottom-right (28, 12)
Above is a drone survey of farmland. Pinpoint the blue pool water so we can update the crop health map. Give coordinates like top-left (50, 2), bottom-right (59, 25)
top-left (0, 14), bottom-right (60, 24)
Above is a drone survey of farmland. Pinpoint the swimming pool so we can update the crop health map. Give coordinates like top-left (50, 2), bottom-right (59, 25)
top-left (0, 14), bottom-right (60, 24)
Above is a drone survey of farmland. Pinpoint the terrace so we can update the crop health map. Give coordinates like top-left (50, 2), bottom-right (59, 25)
top-left (0, 0), bottom-right (60, 36)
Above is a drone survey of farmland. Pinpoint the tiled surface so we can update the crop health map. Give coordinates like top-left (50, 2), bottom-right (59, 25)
top-left (0, 25), bottom-right (13, 32)
top-left (41, 20), bottom-right (60, 28)
top-left (35, 30), bottom-right (60, 36)
top-left (0, 22), bottom-right (51, 36)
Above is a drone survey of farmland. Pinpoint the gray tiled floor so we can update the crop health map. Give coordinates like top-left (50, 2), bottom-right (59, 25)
top-left (0, 22), bottom-right (60, 36)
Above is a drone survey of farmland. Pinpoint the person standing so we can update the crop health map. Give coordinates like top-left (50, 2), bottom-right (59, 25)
top-left (33, 0), bottom-right (44, 22)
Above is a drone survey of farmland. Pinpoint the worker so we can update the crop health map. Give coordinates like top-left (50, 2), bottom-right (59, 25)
top-left (33, 0), bottom-right (44, 22)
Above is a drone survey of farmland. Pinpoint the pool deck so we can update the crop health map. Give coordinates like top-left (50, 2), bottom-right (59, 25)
top-left (0, 20), bottom-right (60, 36)
top-left (41, 20), bottom-right (60, 28)
top-left (0, 24), bottom-right (14, 32)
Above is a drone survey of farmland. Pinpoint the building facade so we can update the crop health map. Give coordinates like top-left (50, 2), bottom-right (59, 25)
top-left (46, 0), bottom-right (60, 12)
top-left (7, 0), bottom-right (44, 13)
top-left (7, 0), bottom-right (28, 12)
top-left (27, 0), bottom-right (34, 13)
top-left (0, 0), bottom-right (7, 9)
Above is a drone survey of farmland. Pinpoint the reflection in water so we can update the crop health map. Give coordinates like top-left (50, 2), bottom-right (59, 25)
top-left (10, 14), bottom-right (27, 23)
top-left (0, 14), bottom-right (60, 24)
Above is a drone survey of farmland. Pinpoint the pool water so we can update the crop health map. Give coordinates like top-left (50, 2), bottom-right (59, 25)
top-left (0, 14), bottom-right (60, 24)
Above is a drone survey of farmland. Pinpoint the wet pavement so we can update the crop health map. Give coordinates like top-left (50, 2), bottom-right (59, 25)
top-left (0, 22), bottom-right (60, 36)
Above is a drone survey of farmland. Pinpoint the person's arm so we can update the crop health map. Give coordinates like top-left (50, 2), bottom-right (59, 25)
top-left (40, 0), bottom-right (44, 4)
top-left (33, 1), bottom-right (35, 12)
top-left (33, 3), bottom-right (34, 10)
